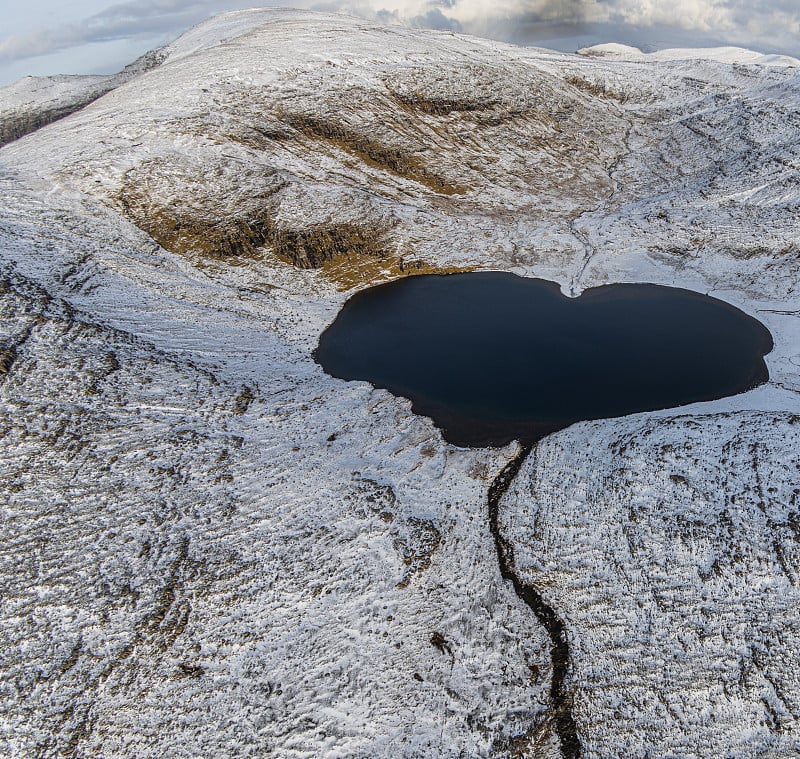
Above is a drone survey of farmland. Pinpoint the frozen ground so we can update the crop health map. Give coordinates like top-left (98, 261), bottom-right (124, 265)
top-left (0, 9), bottom-right (798, 757)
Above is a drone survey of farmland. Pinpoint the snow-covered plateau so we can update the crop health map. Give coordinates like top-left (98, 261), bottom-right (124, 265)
top-left (0, 8), bottom-right (798, 758)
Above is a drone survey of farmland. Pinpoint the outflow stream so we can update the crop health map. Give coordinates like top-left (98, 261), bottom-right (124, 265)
top-left (487, 445), bottom-right (580, 758)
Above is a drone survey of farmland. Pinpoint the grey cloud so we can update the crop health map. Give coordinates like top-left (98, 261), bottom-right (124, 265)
top-left (0, 0), bottom-right (252, 62)
top-left (409, 8), bottom-right (463, 31)
top-left (406, 0), bottom-right (799, 55)
top-left (1, 0), bottom-right (799, 67)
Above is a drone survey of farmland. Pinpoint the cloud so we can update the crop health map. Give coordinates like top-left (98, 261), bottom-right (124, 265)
top-left (1, 0), bottom-right (799, 67)
top-left (326, 0), bottom-right (800, 53)
top-left (0, 0), bottom-right (241, 62)
top-left (334, 0), bottom-right (792, 37)
top-left (321, 0), bottom-right (735, 30)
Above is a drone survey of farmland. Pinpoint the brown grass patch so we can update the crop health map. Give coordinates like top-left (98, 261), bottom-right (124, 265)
top-left (281, 112), bottom-right (466, 195)
top-left (565, 75), bottom-right (629, 103)
top-left (388, 90), bottom-right (498, 116)
top-left (127, 206), bottom-right (274, 260)
top-left (120, 166), bottom-right (395, 273)
top-left (273, 223), bottom-right (387, 269)
top-left (321, 252), bottom-right (473, 290)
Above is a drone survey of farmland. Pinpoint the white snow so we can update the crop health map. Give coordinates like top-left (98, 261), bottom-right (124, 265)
top-left (579, 42), bottom-right (800, 67)
top-left (0, 74), bottom-right (113, 110)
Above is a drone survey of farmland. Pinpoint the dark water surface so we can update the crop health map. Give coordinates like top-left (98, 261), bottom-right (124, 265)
top-left (316, 273), bottom-right (773, 447)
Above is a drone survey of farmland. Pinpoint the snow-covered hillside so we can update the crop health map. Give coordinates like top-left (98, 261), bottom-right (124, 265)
top-left (579, 42), bottom-right (800, 67)
top-left (0, 9), bottom-right (798, 758)
top-left (0, 48), bottom-right (166, 147)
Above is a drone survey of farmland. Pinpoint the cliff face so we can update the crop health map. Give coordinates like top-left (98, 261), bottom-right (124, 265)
top-left (0, 75), bottom-right (114, 147)
top-left (0, 9), bottom-right (798, 758)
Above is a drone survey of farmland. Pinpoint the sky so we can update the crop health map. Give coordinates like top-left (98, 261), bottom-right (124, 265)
top-left (1, 0), bottom-right (799, 87)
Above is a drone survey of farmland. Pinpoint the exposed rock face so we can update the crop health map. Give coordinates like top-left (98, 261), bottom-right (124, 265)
top-left (0, 9), bottom-right (798, 758)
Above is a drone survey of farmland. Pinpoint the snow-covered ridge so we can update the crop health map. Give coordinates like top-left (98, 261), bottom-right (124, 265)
top-left (580, 42), bottom-right (800, 67)
top-left (0, 74), bottom-right (112, 109)
top-left (0, 74), bottom-right (116, 146)
top-left (0, 47), bottom-right (165, 146)
top-left (161, 7), bottom-right (365, 63)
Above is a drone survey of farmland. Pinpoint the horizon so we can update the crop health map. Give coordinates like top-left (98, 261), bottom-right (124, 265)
top-left (1, 1), bottom-right (799, 88)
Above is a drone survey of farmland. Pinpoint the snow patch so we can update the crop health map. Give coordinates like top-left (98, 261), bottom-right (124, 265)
top-left (579, 42), bottom-right (800, 67)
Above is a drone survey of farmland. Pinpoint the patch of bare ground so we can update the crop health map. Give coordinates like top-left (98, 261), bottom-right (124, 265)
top-left (388, 90), bottom-right (499, 116)
top-left (394, 516), bottom-right (442, 588)
top-left (117, 156), bottom-right (283, 260)
top-left (729, 243), bottom-right (800, 260)
top-left (564, 75), bottom-right (630, 103)
top-left (280, 111), bottom-right (467, 195)
top-left (272, 223), bottom-right (387, 268)
top-left (117, 157), bottom-right (405, 280)
top-left (321, 253), bottom-right (473, 290)
top-left (0, 347), bottom-right (16, 374)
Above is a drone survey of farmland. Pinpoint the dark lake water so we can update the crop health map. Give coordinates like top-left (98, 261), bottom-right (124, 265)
top-left (315, 273), bottom-right (773, 447)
